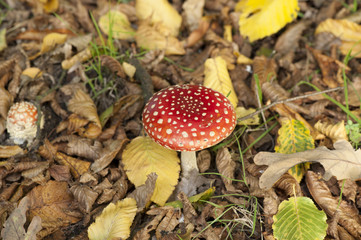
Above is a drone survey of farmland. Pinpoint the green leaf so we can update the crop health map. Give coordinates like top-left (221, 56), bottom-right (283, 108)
top-left (165, 187), bottom-right (215, 208)
top-left (273, 197), bottom-right (327, 240)
top-left (275, 119), bottom-right (314, 182)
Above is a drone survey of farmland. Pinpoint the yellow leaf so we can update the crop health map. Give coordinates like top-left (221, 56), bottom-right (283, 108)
top-left (41, 0), bottom-right (58, 13)
top-left (236, 53), bottom-right (253, 65)
top-left (204, 56), bottom-right (238, 108)
top-left (88, 198), bottom-right (137, 240)
top-left (275, 119), bottom-right (314, 182)
top-left (122, 62), bottom-right (136, 78)
top-left (122, 136), bottom-right (180, 206)
top-left (136, 0), bottom-right (182, 37)
top-left (62, 47), bottom-right (92, 70)
top-left (314, 120), bottom-right (348, 143)
top-left (235, 107), bottom-right (259, 125)
top-left (237, 0), bottom-right (299, 42)
top-left (0, 28), bottom-right (7, 52)
top-left (98, 10), bottom-right (135, 40)
top-left (315, 19), bottom-right (361, 57)
top-left (135, 22), bottom-right (185, 55)
top-left (22, 67), bottom-right (43, 79)
top-left (29, 33), bottom-right (67, 60)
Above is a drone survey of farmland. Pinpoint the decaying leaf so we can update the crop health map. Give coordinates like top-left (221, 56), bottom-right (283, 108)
top-left (29, 33), bottom-right (67, 60)
top-left (1, 196), bottom-right (42, 240)
top-left (91, 139), bottom-right (126, 173)
top-left (100, 55), bottom-right (126, 79)
top-left (136, 0), bottom-right (182, 37)
top-left (236, 107), bottom-right (260, 125)
top-left (204, 56), bottom-right (238, 108)
top-left (0, 145), bottom-right (25, 158)
top-left (216, 147), bottom-right (236, 191)
top-left (70, 184), bottom-right (99, 213)
top-left (306, 171), bottom-right (361, 238)
top-left (182, 0), bottom-right (205, 32)
top-left (98, 10), bottom-right (135, 40)
top-left (122, 136), bottom-right (180, 206)
top-left (135, 21), bottom-right (185, 55)
top-left (236, 0), bottom-right (299, 42)
top-left (27, 181), bottom-right (81, 238)
top-left (254, 140), bottom-right (361, 189)
top-left (315, 18), bottom-right (361, 57)
top-left (0, 28), bottom-right (7, 52)
top-left (61, 47), bottom-right (92, 70)
top-left (88, 198), bottom-right (137, 240)
top-left (314, 120), bottom-right (348, 143)
top-left (128, 172), bottom-right (157, 212)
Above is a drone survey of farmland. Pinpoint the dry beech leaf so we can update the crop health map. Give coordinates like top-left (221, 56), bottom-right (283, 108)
top-left (21, 67), bottom-right (43, 79)
top-left (197, 150), bottom-right (211, 173)
top-left (135, 22), bottom-right (185, 55)
top-left (184, 16), bottom-right (210, 48)
top-left (0, 28), bottom-right (7, 52)
top-left (182, 0), bottom-right (204, 32)
top-left (275, 21), bottom-right (307, 55)
top-left (53, 135), bottom-right (103, 161)
top-left (27, 181), bottom-right (81, 238)
top-left (1, 196), bottom-right (42, 240)
top-left (122, 136), bottom-right (180, 206)
top-left (134, 207), bottom-right (169, 239)
top-left (306, 171), bottom-right (361, 238)
top-left (48, 165), bottom-right (71, 182)
top-left (252, 56), bottom-right (278, 88)
top-left (98, 10), bottom-right (135, 40)
top-left (100, 55), bottom-right (126, 79)
top-left (315, 18), bottom-right (361, 57)
top-left (70, 184), bottom-right (99, 213)
top-left (68, 89), bottom-right (101, 128)
top-left (0, 145), bottom-right (25, 158)
top-left (0, 87), bottom-right (13, 118)
top-left (122, 62), bottom-right (136, 78)
top-left (55, 152), bottom-right (91, 179)
top-left (29, 33), bottom-right (67, 60)
top-left (62, 47), bottom-right (92, 70)
top-left (236, 0), bottom-right (299, 42)
top-left (91, 139), bottom-right (125, 173)
top-left (154, 206), bottom-right (181, 239)
top-left (216, 147), bottom-right (236, 191)
top-left (136, 0), bottom-right (182, 37)
top-left (236, 107), bottom-right (260, 125)
top-left (88, 198), bottom-right (137, 240)
top-left (254, 140), bottom-right (361, 189)
top-left (128, 172), bottom-right (157, 212)
top-left (204, 56), bottom-right (238, 108)
top-left (314, 120), bottom-right (348, 143)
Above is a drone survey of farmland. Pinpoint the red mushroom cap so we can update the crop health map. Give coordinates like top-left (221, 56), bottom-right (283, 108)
top-left (142, 85), bottom-right (236, 151)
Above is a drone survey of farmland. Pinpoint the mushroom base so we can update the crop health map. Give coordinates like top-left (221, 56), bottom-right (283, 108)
top-left (181, 151), bottom-right (199, 178)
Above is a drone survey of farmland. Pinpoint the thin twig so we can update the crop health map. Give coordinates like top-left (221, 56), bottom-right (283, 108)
top-left (237, 87), bottom-right (344, 122)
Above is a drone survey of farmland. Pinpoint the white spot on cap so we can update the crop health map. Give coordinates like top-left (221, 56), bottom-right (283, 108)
top-left (189, 141), bottom-right (194, 146)
top-left (153, 111), bottom-right (158, 116)
top-left (225, 118), bottom-right (229, 123)
top-left (157, 119), bottom-right (163, 124)
top-left (182, 131), bottom-right (188, 137)
top-left (151, 104), bottom-right (156, 109)
top-left (200, 132), bottom-right (205, 135)
top-left (192, 133), bottom-right (197, 137)
top-left (166, 129), bottom-right (172, 134)
top-left (210, 131), bottom-right (215, 137)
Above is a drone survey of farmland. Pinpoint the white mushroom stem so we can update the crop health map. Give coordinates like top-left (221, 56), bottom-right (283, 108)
top-left (181, 151), bottom-right (199, 178)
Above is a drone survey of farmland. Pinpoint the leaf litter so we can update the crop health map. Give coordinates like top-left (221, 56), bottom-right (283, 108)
top-left (2, 0), bottom-right (361, 239)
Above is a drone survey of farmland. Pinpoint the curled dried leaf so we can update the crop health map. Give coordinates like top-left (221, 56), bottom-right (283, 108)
top-left (314, 120), bottom-right (348, 143)
top-left (0, 145), bottom-right (25, 158)
top-left (306, 171), bottom-right (361, 238)
top-left (70, 184), bottom-right (98, 213)
top-left (216, 147), bottom-right (236, 192)
top-left (100, 55), bottom-right (126, 79)
top-left (128, 172), bottom-right (157, 212)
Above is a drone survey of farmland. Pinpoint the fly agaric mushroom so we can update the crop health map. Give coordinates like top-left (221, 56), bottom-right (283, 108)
top-left (6, 101), bottom-right (41, 145)
top-left (142, 84), bottom-right (236, 178)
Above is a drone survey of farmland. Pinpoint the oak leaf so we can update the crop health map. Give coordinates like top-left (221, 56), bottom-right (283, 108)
top-left (254, 140), bottom-right (361, 189)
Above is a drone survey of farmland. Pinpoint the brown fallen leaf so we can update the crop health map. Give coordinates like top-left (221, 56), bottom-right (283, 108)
top-left (70, 184), bottom-right (99, 213)
top-left (306, 171), bottom-right (361, 238)
top-left (216, 147), bottom-right (236, 192)
top-left (254, 140), bottom-right (361, 189)
top-left (314, 120), bottom-right (348, 143)
top-left (0, 145), bottom-right (25, 158)
top-left (27, 181), bottom-right (81, 238)
top-left (1, 196), bottom-right (42, 240)
top-left (128, 172), bottom-right (157, 212)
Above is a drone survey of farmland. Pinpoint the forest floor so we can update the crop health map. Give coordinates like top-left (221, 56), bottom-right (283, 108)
top-left (1, 0), bottom-right (361, 239)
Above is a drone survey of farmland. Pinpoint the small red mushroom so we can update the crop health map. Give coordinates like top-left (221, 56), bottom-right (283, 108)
top-left (142, 84), bottom-right (236, 178)
top-left (6, 101), bottom-right (41, 145)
